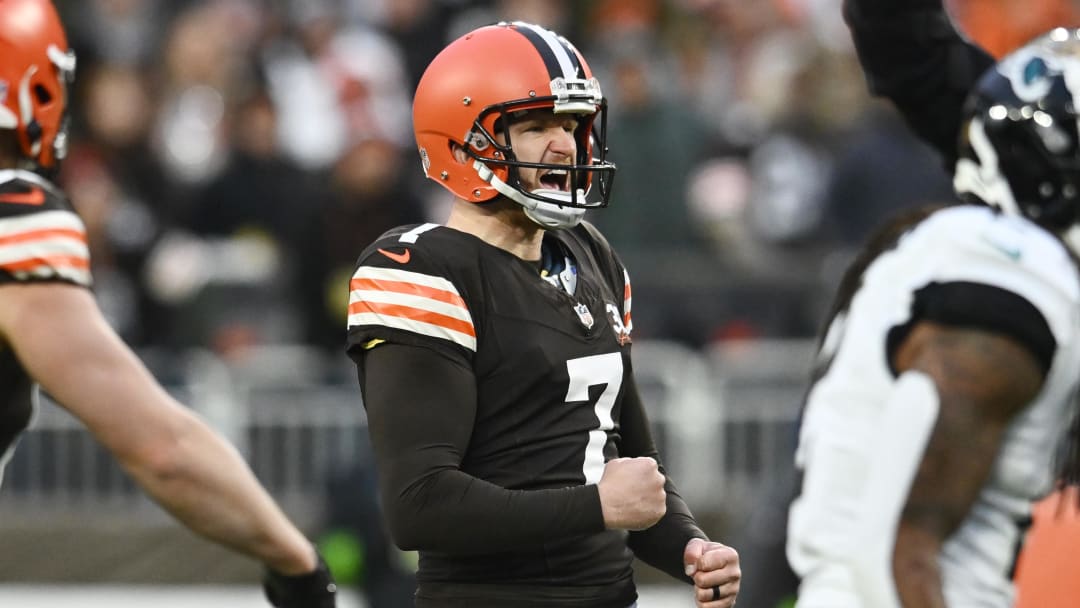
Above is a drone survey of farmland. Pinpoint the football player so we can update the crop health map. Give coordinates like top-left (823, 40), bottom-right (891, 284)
top-left (786, 1), bottom-right (1080, 606)
top-left (0, 2), bottom-right (334, 605)
top-left (346, 21), bottom-right (740, 608)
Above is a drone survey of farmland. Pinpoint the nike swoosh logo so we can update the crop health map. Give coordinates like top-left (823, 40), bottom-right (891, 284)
top-left (0, 187), bottom-right (45, 206)
top-left (979, 235), bottom-right (1022, 261)
top-left (378, 248), bottom-right (411, 264)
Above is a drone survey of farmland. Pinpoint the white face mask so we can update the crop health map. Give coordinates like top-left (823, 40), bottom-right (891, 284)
top-left (521, 188), bottom-right (588, 229)
top-left (473, 159), bottom-right (589, 229)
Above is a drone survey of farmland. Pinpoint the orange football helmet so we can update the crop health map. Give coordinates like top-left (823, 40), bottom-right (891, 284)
top-left (412, 21), bottom-right (615, 228)
top-left (0, 0), bottom-right (75, 172)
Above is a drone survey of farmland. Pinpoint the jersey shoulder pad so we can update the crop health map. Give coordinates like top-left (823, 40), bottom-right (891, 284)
top-left (347, 223), bottom-right (477, 353)
top-left (0, 172), bottom-right (90, 287)
top-left (571, 220), bottom-right (616, 259)
top-left (565, 220), bottom-right (625, 276)
top-left (907, 206), bottom-right (1076, 288)
top-left (899, 205), bottom-right (1080, 341)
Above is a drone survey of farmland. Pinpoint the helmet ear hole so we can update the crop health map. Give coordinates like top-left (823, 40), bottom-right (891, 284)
top-left (449, 141), bottom-right (469, 164)
top-left (33, 84), bottom-right (52, 106)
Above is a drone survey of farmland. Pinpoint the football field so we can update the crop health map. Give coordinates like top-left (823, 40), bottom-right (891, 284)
top-left (0, 584), bottom-right (691, 607)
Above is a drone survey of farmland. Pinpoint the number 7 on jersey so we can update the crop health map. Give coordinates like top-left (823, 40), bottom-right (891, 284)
top-left (565, 353), bottom-right (623, 484)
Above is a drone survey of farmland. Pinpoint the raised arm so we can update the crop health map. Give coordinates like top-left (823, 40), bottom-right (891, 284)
top-left (843, 0), bottom-right (995, 162)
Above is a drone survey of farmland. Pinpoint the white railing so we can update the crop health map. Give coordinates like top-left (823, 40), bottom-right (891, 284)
top-left (0, 340), bottom-right (817, 527)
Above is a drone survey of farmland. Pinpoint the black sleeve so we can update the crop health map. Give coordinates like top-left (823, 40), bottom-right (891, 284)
top-left (619, 364), bottom-right (708, 583)
top-left (843, 0), bottom-right (995, 164)
top-left (886, 281), bottom-right (1056, 377)
top-left (357, 342), bottom-right (606, 554)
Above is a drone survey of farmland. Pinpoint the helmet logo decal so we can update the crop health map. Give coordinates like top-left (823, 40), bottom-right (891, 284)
top-left (997, 38), bottom-right (1080, 108)
top-left (999, 49), bottom-right (1058, 102)
top-left (1023, 57), bottom-right (1048, 85)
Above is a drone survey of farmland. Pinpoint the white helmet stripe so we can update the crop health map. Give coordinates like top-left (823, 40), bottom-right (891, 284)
top-left (0, 106), bottom-right (15, 129)
top-left (510, 21), bottom-right (581, 80)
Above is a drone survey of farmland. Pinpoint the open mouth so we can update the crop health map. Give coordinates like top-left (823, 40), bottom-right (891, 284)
top-left (538, 168), bottom-right (570, 191)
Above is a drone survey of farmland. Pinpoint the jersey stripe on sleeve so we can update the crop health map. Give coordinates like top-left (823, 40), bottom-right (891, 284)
top-left (348, 265), bottom-right (476, 351)
top-left (622, 268), bottom-right (633, 333)
top-left (0, 210), bottom-right (91, 285)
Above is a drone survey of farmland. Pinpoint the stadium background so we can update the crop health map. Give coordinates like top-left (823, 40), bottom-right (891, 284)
top-left (0, 0), bottom-right (1073, 606)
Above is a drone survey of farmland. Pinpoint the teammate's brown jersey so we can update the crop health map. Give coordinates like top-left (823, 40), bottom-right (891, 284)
top-left (0, 170), bottom-right (91, 472)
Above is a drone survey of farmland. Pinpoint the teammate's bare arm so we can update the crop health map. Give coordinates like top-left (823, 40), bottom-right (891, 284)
top-left (0, 282), bottom-right (320, 577)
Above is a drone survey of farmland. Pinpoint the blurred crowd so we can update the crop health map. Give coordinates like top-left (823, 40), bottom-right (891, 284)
top-left (52, 0), bottom-right (1079, 358)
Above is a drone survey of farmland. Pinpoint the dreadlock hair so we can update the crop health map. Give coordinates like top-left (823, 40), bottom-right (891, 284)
top-left (809, 202), bottom-right (952, 384)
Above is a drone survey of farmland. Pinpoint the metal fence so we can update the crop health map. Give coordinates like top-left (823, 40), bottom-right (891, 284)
top-left (0, 339), bottom-right (817, 530)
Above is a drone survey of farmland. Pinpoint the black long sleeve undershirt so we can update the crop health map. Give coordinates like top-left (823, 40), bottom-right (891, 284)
top-left (357, 342), bottom-right (706, 579)
top-left (618, 368), bottom-right (708, 583)
top-left (358, 342), bottom-right (605, 554)
top-left (843, 0), bottom-right (995, 164)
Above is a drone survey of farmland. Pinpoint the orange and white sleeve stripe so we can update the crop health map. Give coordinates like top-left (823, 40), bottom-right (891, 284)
top-left (348, 265), bottom-right (476, 351)
top-left (0, 210), bottom-right (91, 286)
top-left (622, 268), bottom-right (633, 334)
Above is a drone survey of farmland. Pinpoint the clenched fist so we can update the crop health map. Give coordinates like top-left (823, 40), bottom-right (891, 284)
top-left (597, 457), bottom-right (667, 530)
top-left (684, 538), bottom-right (740, 607)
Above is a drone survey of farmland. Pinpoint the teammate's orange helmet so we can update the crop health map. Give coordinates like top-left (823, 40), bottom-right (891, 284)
top-left (412, 21), bottom-right (615, 229)
top-left (0, 0), bottom-right (75, 172)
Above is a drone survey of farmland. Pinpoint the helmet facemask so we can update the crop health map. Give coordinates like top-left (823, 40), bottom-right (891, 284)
top-left (464, 91), bottom-right (616, 229)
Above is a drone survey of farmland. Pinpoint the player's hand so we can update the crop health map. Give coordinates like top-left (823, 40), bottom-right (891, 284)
top-left (597, 456), bottom-right (666, 530)
top-left (263, 553), bottom-right (337, 607)
top-left (684, 538), bottom-right (740, 608)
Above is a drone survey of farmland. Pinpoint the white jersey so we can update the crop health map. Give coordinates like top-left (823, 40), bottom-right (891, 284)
top-left (787, 205), bottom-right (1080, 607)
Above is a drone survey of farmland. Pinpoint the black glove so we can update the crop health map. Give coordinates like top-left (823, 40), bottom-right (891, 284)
top-left (263, 554), bottom-right (338, 608)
